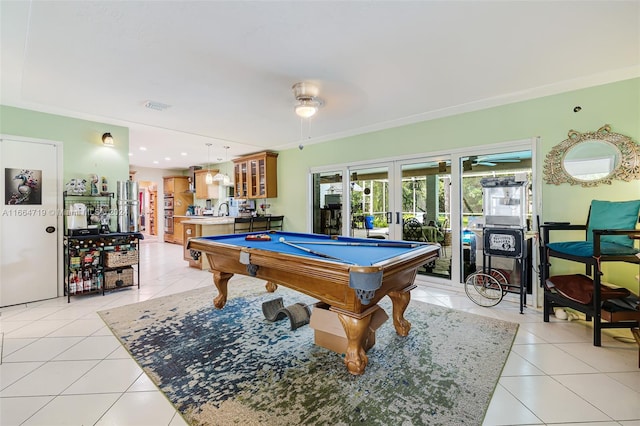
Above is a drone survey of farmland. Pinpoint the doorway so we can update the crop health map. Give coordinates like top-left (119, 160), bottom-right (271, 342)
top-left (138, 180), bottom-right (159, 239)
top-left (1, 137), bottom-right (62, 307)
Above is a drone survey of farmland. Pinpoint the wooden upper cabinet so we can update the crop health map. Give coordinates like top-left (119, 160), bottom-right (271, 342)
top-left (163, 177), bottom-right (174, 195)
top-left (233, 151), bottom-right (278, 199)
top-left (194, 169), bottom-right (220, 199)
top-left (163, 176), bottom-right (189, 196)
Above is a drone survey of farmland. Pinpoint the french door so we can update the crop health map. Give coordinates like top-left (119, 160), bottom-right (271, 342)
top-left (311, 157), bottom-right (452, 280)
top-left (309, 138), bottom-right (537, 289)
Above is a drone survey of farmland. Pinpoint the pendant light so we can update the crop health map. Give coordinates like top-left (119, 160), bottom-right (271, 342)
top-left (205, 143), bottom-right (213, 184)
top-left (212, 147), bottom-right (226, 182)
top-left (222, 146), bottom-right (233, 186)
top-left (213, 146), bottom-right (232, 185)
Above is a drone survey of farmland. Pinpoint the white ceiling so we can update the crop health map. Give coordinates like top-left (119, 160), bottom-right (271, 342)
top-left (2, 1), bottom-right (639, 170)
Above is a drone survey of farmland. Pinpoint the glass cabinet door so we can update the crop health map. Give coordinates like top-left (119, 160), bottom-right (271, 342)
top-left (257, 157), bottom-right (266, 197)
top-left (248, 157), bottom-right (267, 198)
top-left (234, 161), bottom-right (248, 197)
top-left (249, 159), bottom-right (258, 197)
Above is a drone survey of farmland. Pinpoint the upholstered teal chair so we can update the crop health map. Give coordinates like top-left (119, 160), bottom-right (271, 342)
top-left (540, 199), bottom-right (640, 346)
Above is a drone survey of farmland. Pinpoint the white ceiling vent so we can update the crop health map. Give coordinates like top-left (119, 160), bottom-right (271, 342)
top-left (144, 100), bottom-right (171, 111)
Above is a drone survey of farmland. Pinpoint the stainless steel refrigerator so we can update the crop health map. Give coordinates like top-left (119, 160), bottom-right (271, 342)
top-left (117, 181), bottom-right (140, 233)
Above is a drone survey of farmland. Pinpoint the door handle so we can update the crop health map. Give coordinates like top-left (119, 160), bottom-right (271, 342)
top-left (396, 212), bottom-right (401, 225)
top-left (386, 212), bottom-right (392, 224)
top-left (45, 226), bottom-right (56, 233)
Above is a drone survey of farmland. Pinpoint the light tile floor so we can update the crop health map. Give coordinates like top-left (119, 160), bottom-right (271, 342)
top-left (1, 240), bottom-right (638, 426)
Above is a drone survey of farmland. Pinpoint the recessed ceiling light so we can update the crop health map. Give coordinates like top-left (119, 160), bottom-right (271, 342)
top-left (153, 160), bottom-right (159, 164)
top-left (165, 157), bottom-right (171, 161)
top-left (129, 152), bottom-right (133, 156)
top-left (139, 147), bottom-right (147, 151)
top-left (181, 152), bottom-right (187, 156)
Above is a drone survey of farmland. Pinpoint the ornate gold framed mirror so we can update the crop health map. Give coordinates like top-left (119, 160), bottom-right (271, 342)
top-left (543, 124), bottom-right (640, 187)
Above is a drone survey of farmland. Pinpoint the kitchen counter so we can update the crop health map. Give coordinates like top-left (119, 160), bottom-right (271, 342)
top-left (182, 218), bottom-right (235, 270)
top-left (180, 216), bottom-right (235, 225)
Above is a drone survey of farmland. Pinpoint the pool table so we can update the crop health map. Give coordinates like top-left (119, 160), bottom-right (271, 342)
top-left (187, 230), bottom-right (440, 375)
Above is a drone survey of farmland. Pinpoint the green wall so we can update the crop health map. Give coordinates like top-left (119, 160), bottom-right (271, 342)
top-left (271, 77), bottom-right (640, 291)
top-left (0, 106), bottom-right (130, 188)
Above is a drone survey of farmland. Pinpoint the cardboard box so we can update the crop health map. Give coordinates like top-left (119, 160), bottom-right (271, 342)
top-left (309, 303), bottom-right (388, 354)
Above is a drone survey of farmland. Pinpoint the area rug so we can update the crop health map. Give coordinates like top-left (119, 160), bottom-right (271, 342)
top-left (99, 278), bottom-right (518, 425)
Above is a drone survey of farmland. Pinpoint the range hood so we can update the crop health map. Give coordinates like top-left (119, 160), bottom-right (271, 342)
top-left (186, 166), bottom-right (202, 193)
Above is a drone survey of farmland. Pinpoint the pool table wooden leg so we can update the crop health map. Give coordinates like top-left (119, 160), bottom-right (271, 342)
top-left (212, 271), bottom-right (234, 309)
top-left (265, 281), bottom-right (278, 293)
top-left (337, 313), bottom-right (372, 375)
top-left (388, 289), bottom-right (411, 336)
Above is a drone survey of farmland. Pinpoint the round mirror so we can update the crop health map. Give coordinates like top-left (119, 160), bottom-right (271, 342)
top-left (562, 140), bottom-right (620, 182)
top-left (543, 124), bottom-right (640, 187)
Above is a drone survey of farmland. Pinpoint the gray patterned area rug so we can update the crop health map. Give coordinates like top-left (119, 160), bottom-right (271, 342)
top-left (99, 278), bottom-right (517, 426)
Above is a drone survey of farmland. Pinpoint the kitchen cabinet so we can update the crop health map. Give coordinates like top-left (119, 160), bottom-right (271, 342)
top-left (173, 217), bottom-right (188, 245)
top-left (163, 176), bottom-right (189, 196)
top-left (163, 176), bottom-right (190, 243)
top-left (183, 223), bottom-right (199, 265)
top-left (182, 218), bottom-right (235, 269)
top-left (233, 151), bottom-right (278, 199)
top-left (194, 169), bottom-right (220, 199)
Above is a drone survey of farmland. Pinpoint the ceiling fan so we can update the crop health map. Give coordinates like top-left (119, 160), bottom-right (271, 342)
top-left (292, 82), bottom-right (323, 118)
top-left (471, 156), bottom-right (522, 167)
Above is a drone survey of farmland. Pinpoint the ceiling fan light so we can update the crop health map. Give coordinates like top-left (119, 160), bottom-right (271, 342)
top-left (292, 82), bottom-right (323, 118)
top-left (295, 101), bottom-right (318, 118)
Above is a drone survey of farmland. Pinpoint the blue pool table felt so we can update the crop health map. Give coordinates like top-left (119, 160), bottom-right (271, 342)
top-left (197, 231), bottom-right (429, 266)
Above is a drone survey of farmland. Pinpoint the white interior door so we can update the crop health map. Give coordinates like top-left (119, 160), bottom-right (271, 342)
top-left (1, 137), bottom-right (61, 307)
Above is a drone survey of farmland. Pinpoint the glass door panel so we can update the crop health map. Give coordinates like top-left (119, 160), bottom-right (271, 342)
top-left (312, 170), bottom-right (343, 235)
top-left (459, 150), bottom-right (532, 282)
top-left (399, 159), bottom-right (451, 279)
top-left (348, 166), bottom-right (389, 239)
